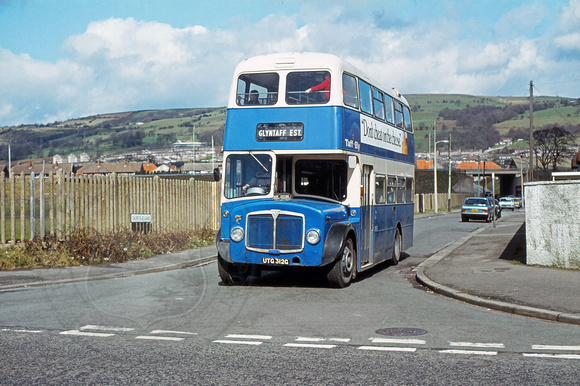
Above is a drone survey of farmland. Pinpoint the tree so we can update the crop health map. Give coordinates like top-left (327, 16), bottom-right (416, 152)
top-left (533, 126), bottom-right (574, 179)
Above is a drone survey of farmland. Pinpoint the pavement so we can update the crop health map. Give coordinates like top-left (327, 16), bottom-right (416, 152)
top-left (1, 211), bottom-right (579, 326)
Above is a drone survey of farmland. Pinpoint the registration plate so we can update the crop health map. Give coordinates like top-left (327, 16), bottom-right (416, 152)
top-left (472, 209), bottom-right (478, 213)
top-left (262, 257), bottom-right (290, 265)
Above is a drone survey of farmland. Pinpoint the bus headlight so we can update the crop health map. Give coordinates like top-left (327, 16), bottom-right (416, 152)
top-left (306, 229), bottom-right (321, 245)
top-left (230, 227), bottom-right (244, 243)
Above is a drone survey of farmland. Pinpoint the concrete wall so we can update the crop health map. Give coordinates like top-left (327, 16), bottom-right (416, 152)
top-left (525, 180), bottom-right (580, 268)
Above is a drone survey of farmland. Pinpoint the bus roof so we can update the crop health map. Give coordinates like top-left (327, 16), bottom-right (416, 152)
top-left (231, 52), bottom-right (408, 105)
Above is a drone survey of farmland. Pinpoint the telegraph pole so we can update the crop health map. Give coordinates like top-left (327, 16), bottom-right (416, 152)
top-left (529, 80), bottom-right (534, 181)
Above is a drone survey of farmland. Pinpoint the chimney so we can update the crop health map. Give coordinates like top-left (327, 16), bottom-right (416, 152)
top-left (97, 160), bottom-right (101, 167)
top-left (124, 158), bottom-right (127, 167)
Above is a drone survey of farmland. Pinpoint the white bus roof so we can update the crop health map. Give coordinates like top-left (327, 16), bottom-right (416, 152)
top-left (232, 52), bottom-right (408, 104)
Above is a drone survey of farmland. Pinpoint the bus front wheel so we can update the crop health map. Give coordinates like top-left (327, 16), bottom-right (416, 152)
top-left (217, 254), bottom-right (248, 285)
top-left (327, 238), bottom-right (355, 288)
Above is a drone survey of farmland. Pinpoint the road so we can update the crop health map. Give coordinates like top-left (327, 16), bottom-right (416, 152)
top-left (1, 210), bottom-right (579, 384)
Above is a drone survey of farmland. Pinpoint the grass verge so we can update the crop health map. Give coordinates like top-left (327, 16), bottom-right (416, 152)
top-left (0, 228), bottom-right (216, 270)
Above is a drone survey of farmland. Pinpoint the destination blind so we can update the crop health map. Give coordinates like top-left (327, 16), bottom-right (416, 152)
top-left (256, 122), bottom-right (304, 141)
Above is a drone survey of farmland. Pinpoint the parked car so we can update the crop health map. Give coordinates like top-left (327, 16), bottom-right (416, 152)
top-left (508, 195), bottom-right (522, 208)
top-left (461, 197), bottom-right (493, 222)
top-left (499, 197), bottom-right (515, 211)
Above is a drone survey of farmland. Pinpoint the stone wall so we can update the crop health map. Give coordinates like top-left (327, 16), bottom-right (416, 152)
top-left (525, 180), bottom-right (580, 268)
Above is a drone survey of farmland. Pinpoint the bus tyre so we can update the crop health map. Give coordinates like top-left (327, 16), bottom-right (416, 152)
top-left (217, 254), bottom-right (248, 285)
top-left (391, 228), bottom-right (401, 265)
top-left (327, 238), bottom-right (355, 288)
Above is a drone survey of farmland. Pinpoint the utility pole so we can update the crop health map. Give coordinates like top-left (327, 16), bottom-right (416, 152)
top-left (529, 80), bottom-right (534, 182)
top-left (447, 134), bottom-right (451, 212)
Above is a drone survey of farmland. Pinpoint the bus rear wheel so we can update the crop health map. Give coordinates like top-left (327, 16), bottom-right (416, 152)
top-left (217, 254), bottom-right (248, 285)
top-left (391, 228), bottom-right (401, 265)
top-left (327, 238), bottom-right (355, 288)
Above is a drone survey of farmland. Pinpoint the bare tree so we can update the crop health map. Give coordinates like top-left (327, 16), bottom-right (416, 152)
top-left (533, 126), bottom-right (574, 179)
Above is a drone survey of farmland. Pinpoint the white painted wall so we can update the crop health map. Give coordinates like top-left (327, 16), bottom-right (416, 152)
top-left (525, 180), bottom-right (580, 268)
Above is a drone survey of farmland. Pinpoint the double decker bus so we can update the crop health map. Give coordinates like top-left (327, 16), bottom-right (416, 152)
top-left (216, 52), bottom-right (414, 287)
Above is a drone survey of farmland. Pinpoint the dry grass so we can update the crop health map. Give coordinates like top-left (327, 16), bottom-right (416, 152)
top-left (0, 228), bottom-right (215, 270)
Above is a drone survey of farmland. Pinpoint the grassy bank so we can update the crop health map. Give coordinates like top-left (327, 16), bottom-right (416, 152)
top-left (0, 228), bottom-right (216, 270)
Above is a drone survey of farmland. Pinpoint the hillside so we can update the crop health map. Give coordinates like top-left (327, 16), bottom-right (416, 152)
top-left (0, 94), bottom-right (578, 162)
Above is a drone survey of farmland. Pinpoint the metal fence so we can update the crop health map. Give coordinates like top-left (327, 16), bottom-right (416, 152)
top-left (0, 171), bottom-right (220, 244)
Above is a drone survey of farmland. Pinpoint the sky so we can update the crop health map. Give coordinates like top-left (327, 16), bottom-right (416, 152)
top-left (0, 0), bottom-right (579, 126)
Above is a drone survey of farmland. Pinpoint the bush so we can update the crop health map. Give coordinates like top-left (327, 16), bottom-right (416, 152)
top-left (0, 228), bottom-right (216, 270)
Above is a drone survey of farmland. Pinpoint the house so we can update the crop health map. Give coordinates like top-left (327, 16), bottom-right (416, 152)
top-left (142, 162), bottom-right (158, 174)
top-left (77, 159), bottom-right (144, 176)
top-left (455, 161), bottom-right (502, 170)
top-left (11, 162), bottom-right (76, 176)
top-left (415, 159), bottom-right (434, 170)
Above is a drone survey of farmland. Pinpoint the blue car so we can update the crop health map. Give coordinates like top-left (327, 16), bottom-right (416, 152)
top-left (461, 197), bottom-right (493, 222)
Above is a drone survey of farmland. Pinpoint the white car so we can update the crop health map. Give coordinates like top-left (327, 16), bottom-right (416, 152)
top-left (499, 197), bottom-right (515, 211)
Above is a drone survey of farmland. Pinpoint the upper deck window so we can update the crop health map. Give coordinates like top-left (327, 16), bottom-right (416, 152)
top-left (286, 71), bottom-right (330, 105)
top-left (237, 73), bottom-right (279, 106)
top-left (358, 80), bottom-right (373, 115)
top-left (394, 100), bottom-right (404, 128)
top-left (342, 73), bottom-right (359, 109)
top-left (403, 105), bottom-right (413, 132)
top-left (372, 88), bottom-right (385, 121)
top-left (384, 94), bottom-right (394, 124)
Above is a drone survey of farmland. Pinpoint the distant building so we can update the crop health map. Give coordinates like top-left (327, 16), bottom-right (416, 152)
top-left (455, 161), bottom-right (502, 170)
top-left (77, 159), bottom-right (144, 176)
top-left (67, 153), bottom-right (79, 163)
top-left (12, 162), bottom-right (76, 176)
top-left (53, 154), bottom-right (66, 164)
top-left (79, 152), bottom-right (91, 163)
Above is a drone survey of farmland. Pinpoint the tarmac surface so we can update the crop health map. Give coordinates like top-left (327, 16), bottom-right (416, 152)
top-left (1, 210), bottom-right (579, 326)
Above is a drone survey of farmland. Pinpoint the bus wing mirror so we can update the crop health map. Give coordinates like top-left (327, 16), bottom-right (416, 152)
top-left (348, 156), bottom-right (357, 169)
top-left (213, 167), bottom-right (221, 181)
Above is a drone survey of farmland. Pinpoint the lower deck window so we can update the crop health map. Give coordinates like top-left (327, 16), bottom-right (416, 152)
top-left (294, 159), bottom-right (347, 201)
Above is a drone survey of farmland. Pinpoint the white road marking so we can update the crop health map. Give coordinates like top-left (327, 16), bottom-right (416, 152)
top-left (213, 340), bottom-right (263, 346)
top-left (330, 338), bottom-right (351, 343)
top-left (80, 325), bottom-right (135, 332)
top-left (439, 349), bottom-right (497, 356)
top-left (1, 328), bottom-right (42, 333)
top-left (532, 345), bottom-right (580, 351)
top-left (60, 330), bottom-right (115, 337)
top-left (136, 336), bottom-right (184, 341)
top-left (150, 330), bottom-right (197, 335)
top-left (370, 338), bottom-right (426, 345)
top-left (450, 341), bottom-right (505, 348)
top-left (296, 337), bottom-right (325, 342)
top-left (225, 334), bottom-right (272, 340)
top-left (284, 343), bottom-right (336, 349)
top-left (358, 346), bottom-right (417, 352)
top-left (523, 353), bottom-right (580, 360)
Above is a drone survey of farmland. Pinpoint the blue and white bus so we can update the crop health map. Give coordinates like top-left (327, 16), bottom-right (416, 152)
top-left (216, 52), bottom-right (414, 287)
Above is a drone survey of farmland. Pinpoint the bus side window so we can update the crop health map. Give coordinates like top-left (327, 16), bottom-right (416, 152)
top-left (358, 80), bottom-right (373, 115)
top-left (406, 177), bottom-right (414, 203)
top-left (403, 105), bottom-right (413, 132)
top-left (342, 73), bottom-right (359, 108)
top-left (384, 94), bottom-right (394, 124)
top-left (397, 177), bottom-right (406, 203)
top-left (387, 176), bottom-right (396, 203)
top-left (394, 101), bottom-right (404, 128)
top-left (373, 88), bottom-right (385, 121)
top-left (375, 175), bottom-right (386, 204)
